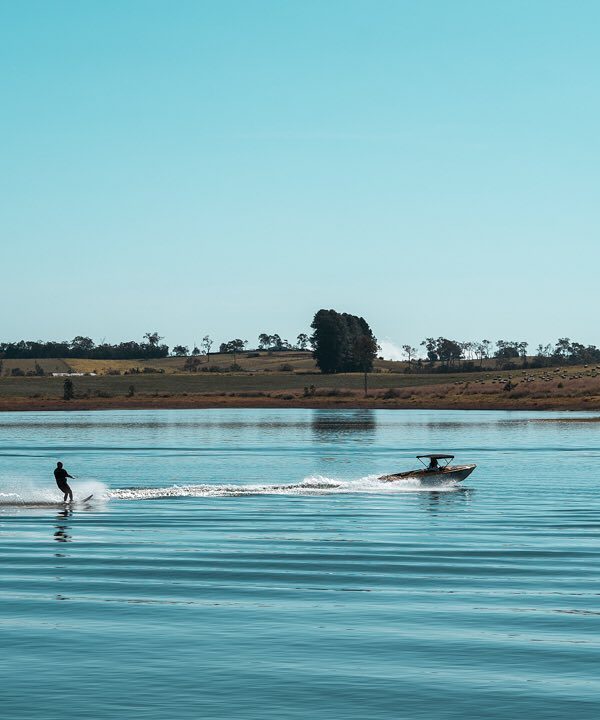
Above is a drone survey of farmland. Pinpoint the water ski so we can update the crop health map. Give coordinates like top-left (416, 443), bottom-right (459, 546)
top-left (81, 494), bottom-right (94, 503)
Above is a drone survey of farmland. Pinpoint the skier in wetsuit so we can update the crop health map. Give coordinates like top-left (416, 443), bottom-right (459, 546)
top-left (54, 461), bottom-right (75, 503)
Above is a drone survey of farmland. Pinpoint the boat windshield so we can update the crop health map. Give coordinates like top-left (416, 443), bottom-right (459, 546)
top-left (416, 454), bottom-right (454, 469)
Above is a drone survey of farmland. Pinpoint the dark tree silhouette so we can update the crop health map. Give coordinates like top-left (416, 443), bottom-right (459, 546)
top-left (63, 378), bottom-right (74, 401)
top-left (258, 333), bottom-right (271, 350)
top-left (219, 339), bottom-right (247, 365)
top-left (296, 333), bottom-right (309, 351)
top-left (354, 334), bottom-right (379, 396)
top-left (310, 309), bottom-right (377, 375)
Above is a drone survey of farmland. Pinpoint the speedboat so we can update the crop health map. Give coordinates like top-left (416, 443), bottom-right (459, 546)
top-left (379, 454), bottom-right (476, 484)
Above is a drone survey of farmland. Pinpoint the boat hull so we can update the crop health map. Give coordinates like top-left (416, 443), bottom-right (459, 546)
top-left (379, 464), bottom-right (476, 484)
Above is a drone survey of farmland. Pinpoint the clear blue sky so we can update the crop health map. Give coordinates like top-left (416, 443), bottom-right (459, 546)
top-left (2, 1), bottom-right (599, 355)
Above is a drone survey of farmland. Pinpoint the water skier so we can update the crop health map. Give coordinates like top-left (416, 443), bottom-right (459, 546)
top-left (54, 461), bottom-right (75, 503)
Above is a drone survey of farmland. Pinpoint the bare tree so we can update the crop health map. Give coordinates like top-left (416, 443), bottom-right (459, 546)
top-left (201, 335), bottom-right (213, 365)
top-left (474, 342), bottom-right (486, 367)
top-left (402, 345), bottom-right (417, 369)
top-left (460, 341), bottom-right (475, 361)
top-left (536, 343), bottom-right (552, 358)
top-left (482, 339), bottom-right (492, 360)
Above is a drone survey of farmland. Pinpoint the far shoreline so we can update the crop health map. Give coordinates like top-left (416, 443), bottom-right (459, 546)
top-left (1, 395), bottom-right (600, 413)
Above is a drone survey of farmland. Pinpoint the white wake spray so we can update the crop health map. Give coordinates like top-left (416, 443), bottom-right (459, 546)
top-left (0, 478), bottom-right (109, 506)
top-left (109, 474), bottom-right (461, 501)
top-left (0, 475), bottom-right (462, 505)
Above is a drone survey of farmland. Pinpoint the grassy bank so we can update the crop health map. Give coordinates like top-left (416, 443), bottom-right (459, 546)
top-left (1, 352), bottom-right (600, 411)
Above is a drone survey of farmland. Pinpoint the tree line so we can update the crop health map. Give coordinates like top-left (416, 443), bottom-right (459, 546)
top-left (0, 332), bottom-right (314, 361)
top-left (0, 330), bottom-right (314, 361)
top-left (401, 337), bottom-right (600, 371)
top-left (3, 323), bottom-right (598, 374)
top-left (0, 333), bottom-right (170, 360)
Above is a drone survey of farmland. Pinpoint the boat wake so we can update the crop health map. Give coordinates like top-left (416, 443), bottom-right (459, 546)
top-left (0, 475), bottom-right (464, 506)
top-left (109, 475), bottom-right (463, 501)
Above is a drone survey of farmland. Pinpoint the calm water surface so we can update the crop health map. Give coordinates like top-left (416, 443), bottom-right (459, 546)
top-left (1, 408), bottom-right (599, 719)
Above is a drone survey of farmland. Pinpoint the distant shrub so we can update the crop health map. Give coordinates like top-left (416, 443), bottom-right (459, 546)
top-left (382, 388), bottom-right (400, 399)
top-left (279, 363), bottom-right (294, 372)
top-left (229, 363), bottom-right (244, 372)
top-left (303, 385), bottom-right (316, 397)
top-left (246, 352), bottom-right (260, 358)
top-left (142, 367), bottom-right (164, 374)
top-left (127, 384), bottom-right (135, 397)
top-left (183, 357), bottom-right (202, 372)
top-left (95, 390), bottom-right (112, 398)
top-left (201, 365), bottom-right (222, 373)
top-left (10, 367), bottom-right (24, 376)
top-left (106, 369), bottom-right (121, 376)
top-left (63, 378), bottom-right (74, 400)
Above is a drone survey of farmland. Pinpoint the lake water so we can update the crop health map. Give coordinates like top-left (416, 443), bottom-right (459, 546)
top-left (1, 408), bottom-right (599, 719)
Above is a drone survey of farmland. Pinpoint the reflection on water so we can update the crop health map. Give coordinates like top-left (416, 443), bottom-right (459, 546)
top-left (54, 509), bottom-right (72, 543)
top-left (311, 409), bottom-right (377, 440)
top-left (419, 486), bottom-right (474, 513)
